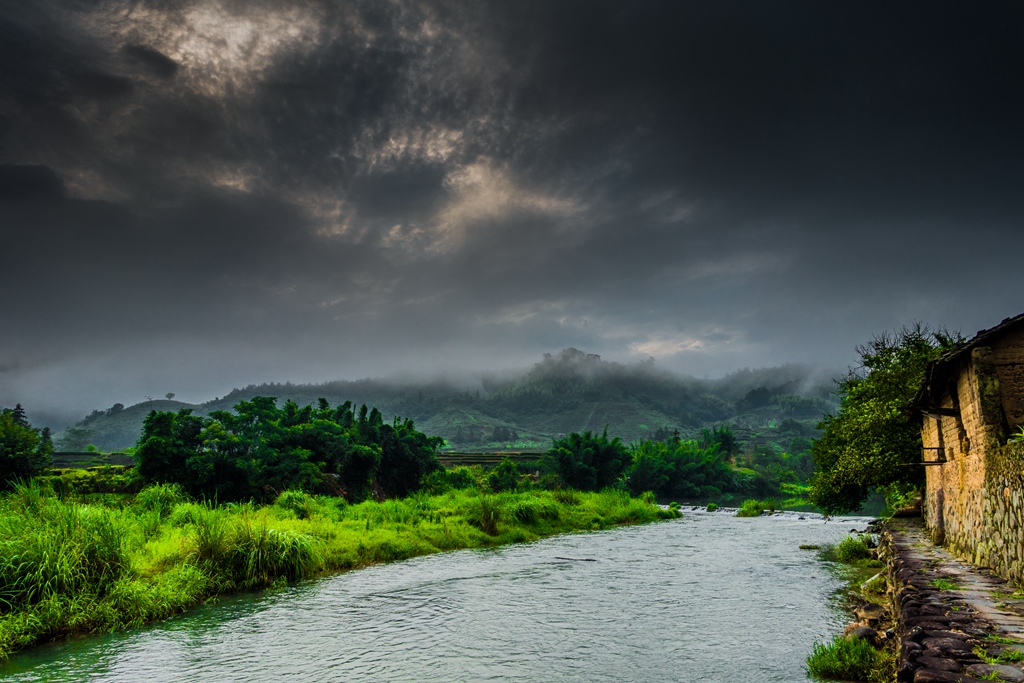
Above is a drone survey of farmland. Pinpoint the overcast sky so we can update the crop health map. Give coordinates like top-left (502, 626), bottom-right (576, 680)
top-left (1, 0), bottom-right (1022, 425)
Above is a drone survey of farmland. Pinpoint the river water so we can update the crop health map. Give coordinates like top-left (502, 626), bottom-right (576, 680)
top-left (1, 509), bottom-right (873, 683)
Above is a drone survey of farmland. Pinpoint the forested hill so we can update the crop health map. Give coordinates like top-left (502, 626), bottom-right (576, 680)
top-left (56, 348), bottom-right (840, 453)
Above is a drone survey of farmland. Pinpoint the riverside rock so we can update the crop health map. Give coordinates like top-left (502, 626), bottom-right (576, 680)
top-left (846, 625), bottom-right (880, 645)
top-left (964, 664), bottom-right (1024, 682)
top-left (856, 602), bottom-right (887, 624)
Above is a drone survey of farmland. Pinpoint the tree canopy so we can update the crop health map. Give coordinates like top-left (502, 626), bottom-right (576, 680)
top-left (625, 438), bottom-right (733, 499)
top-left (808, 324), bottom-right (963, 515)
top-left (135, 397), bottom-right (442, 502)
top-left (0, 404), bottom-right (53, 489)
top-left (543, 428), bottom-right (630, 491)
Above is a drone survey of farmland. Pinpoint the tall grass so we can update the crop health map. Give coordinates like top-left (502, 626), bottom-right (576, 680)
top-left (735, 498), bottom-right (777, 517)
top-left (0, 482), bottom-right (669, 659)
top-left (806, 634), bottom-right (881, 681)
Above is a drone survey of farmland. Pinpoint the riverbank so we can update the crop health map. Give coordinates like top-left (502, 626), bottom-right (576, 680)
top-left (0, 483), bottom-right (674, 659)
top-left (1, 505), bottom-right (863, 682)
top-left (883, 518), bottom-right (1024, 682)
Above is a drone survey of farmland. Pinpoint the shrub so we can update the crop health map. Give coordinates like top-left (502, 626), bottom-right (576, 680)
top-left (274, 490), bottom-right (317, 520)
top-left (736, 499), bottom-right (776, 517)
top-left (168, 502), bottom-right (208, 527)
top-left (834, 535), bottom-right (872, 563)
top-left (477, 495), bottom-right (501, 536)
top-left (487, 457), bottom-right (520, 493)
top-left (551, 489), bottom-right (581, 505)
top-left (135, 483), bottom-right (186, 516)
top-left (186, 505), bottom-right (232, 569)
top-left (229, 516), bottom-right (321, 588)
top-left (706, 502), bottom-right (719, 512)
top-left (422, 466), bottom-right (481, 495)
top-left (805, 634), bottom-right (880, 681)
top-left (506, 499), bottom-right (539, 524)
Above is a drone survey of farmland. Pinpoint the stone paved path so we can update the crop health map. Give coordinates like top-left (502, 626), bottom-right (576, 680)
top-left (888, 518), bottom-right (1024, 683)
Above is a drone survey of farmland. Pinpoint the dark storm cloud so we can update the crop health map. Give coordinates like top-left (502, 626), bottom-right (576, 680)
top-left (0, 0), bottom-right (1021, 424)
top-left (0, 165), bottom-right (65, 201)
top-left (122, 45), bottom-right (179, 79)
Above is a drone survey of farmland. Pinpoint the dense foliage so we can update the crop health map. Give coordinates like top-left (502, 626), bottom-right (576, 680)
top-left (542, 429), bottom-right (631, 491)
top-left (809, 324), bottom-right (963, 515)
top-left (135, 397), bottom-right (443, 502)
top-left (0, 405), bottom-right (52, 490)
top-left (539, 426), bottom-right (798, 502)
top-left (625, 438), bottom-right (733, 499)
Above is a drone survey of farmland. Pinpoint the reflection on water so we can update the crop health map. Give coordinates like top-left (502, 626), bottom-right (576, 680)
top-left (1, 510), bottom-right (871, 683)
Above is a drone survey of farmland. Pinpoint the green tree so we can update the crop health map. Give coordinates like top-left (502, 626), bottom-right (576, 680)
top-left (136, 408), bottom-right (208, 491)
top-left (135, 397), bottom-right (441, 502)
top-left (700, 425), bottom-right (738, 457)
top-left (809, 324), bottom-right (963, 515)
top-left (626, 439), bottom-right (734, 499)
top-left (0, 405), bottom-right (52, 488)
top-left (488, 456), bottom-right (520, 492)
top-left (544, 428), bottom-right (629, 491)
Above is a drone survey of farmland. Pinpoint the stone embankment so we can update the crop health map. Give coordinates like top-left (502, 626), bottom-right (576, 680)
top-left (883, 518), bottom-right (1024, 683)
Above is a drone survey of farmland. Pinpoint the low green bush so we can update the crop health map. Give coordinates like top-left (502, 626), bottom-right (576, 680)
top-left (135, 483), bottom-right (186, 516)
top-left (477, 495), bottom-right (501, 535)
top-left (706, 502), bottom-right (719, 512)
top-left (421, 466), bottom-right (482, 494)
top-left (551, 489), bottom-right (581, 505)
top-left (834, 535), bottom-right (872, 563)
top-left (229, 516), bottom-right (321, 588)
top-left (805, 634), bottom-right (880, 681)
top-left (274, 490), bottom-right (318, 520)
top-left (736, 498), bottom-right (776, 517)
top-left (487, 457), bottom-right (520, 493)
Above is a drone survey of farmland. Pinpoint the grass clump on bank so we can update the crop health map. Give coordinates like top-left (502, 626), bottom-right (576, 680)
top-left (818, 534), bottom-right (883, 569)
top-left (806, 634), bottom-right (883, 681)
top-left (0, 482), bottom-right (672, 658)
top-left (823, 535), bottom-right (873, 564)
top-left (806, 533), bottom-right (894, 681)
top-left (735, 498), bottom-right (776, 517)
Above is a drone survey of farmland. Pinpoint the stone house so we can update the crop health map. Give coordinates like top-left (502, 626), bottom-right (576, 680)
top-left (912, 313), bottom-right (1024, 583)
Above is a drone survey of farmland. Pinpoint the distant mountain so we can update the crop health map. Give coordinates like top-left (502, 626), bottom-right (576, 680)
top-left (55, 349), bottom-right (840, 452)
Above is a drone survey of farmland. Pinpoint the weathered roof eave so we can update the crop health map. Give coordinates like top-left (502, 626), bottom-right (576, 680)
top-left (910, 312), bottom-right (1024, 417)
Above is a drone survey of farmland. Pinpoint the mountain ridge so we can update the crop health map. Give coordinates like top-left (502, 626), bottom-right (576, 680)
top-left (54, 349), bottom-right (841, 452)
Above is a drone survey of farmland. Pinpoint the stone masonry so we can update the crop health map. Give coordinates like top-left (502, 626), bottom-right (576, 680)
top-left (914, 314), bottom-right (1024, 585)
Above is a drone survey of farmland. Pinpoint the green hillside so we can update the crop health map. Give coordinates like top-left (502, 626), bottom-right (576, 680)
top-left (55, 349), bottom-right (840, 454)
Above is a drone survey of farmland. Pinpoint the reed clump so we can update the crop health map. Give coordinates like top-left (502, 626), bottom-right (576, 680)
top-left (735, 498), bottom-right (777, 517)
top-left (0, 482), bottom-right (668, 659)
top-left (805, 634), bottom-right (883, 681)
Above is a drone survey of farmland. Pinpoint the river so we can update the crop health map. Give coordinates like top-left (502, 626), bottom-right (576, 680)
top-left (0, 509), bottom-right (873, 682)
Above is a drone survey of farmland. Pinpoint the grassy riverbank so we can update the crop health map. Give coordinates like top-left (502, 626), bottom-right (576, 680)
top-left (805, 534), bottom-right (894, 682)
top-left (0, 482), bottom-right (673, 658)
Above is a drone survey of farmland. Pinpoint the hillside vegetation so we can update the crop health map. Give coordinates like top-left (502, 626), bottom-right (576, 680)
top-left (57, 349), bottom-right (839, 457)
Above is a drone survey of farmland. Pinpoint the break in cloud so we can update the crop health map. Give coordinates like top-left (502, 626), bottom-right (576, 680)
top-left (1, 1), bottom-right (1022, 425)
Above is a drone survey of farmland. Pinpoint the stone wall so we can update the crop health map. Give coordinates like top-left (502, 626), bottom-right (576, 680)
top-left (923, 350), bottom-right (994, 555)
top-left (979, 441), bottom-right (1024, 584)
top-left (923, 334), bottom-right (1024, 585)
